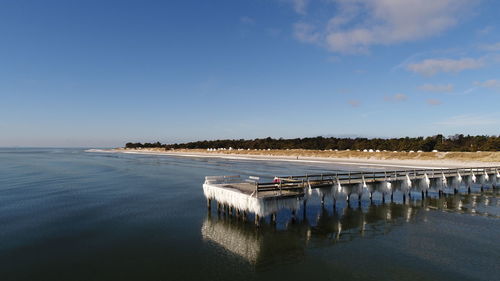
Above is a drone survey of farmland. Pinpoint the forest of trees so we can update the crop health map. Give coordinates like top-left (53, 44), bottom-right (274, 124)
top-left (125, 134), bottom-right (500, 152)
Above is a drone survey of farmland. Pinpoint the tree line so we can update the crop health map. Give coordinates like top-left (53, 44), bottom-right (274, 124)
top-left (125, 134), bottom-right (500, 152)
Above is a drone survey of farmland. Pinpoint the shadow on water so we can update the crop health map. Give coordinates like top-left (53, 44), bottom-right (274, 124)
top-left (202, 189), bottom-right (499, 269)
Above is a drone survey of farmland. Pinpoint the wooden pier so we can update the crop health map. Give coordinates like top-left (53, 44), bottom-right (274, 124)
top-left (203, 166), bottom-right (499, 226)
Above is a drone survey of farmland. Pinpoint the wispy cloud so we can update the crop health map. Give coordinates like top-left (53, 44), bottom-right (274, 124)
top-left (478, 42), bottom-right (500, 51)
top-left (293, 22), bottom-right (320, 43)
top-left (240, 16), bottom-right (255, 25)
top-left (348, 100), bottom-right (361, 107)
top-left (474, 79), bottom-right (500, 88)
top-left (406, 57), bottom-right (485, 76)
top-left (435, 114), bottom-right (500, 126)
top-left (477, 26), bottom-right (494, 36)
top-left (384, 93), bottom-right (408, 102)
top-left (282, 0), bottom-right (309, 15)
top-left (418, 83), bottom-right (454, 92)
top-left (326, 56), bottom-right (341, 63)
top-left (426, 99), bottom-right (442, 106)
top-left (292, 0), bottom-right (475, 54)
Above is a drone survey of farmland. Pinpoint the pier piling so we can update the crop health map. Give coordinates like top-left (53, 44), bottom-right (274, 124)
top-left (255, 215), bottom-right (260, 227)
top-left (303, 200), bottom-right (307, 218)
top-left (271, 213), bottom-right (277, 224)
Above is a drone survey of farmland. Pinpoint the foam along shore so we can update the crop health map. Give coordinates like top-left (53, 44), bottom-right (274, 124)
top-left (86, 148), bottom-right (500, 169)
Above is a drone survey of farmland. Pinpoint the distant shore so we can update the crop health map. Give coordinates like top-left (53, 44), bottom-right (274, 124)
top-left (86, 148), bottom-right (500, 169)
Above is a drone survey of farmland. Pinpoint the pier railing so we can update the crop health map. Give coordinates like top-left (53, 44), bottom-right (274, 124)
top-left (256, 166), bottom-right (500, 191)
top-left (204, 167), bottom-right (500, 194)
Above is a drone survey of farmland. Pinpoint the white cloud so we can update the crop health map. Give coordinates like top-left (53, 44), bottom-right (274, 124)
top-left (384, 93), bottom-right (407, 102)
top-left (293, 0), bottom-right (474, 54)
top-left (418, 83), bottom-right (454, 92)
top-left (474, 79), bottom-right (500, 88)
top-left (293, 22), bottom-right (320, 43)
top-left (348, 100), bottom-right (361, 107)
top-left (282, 0), bottom-right (309, 15)
top-left (240, 16), bottom-right (255, 25)
top-left (436, 114), bottom-right (500, 126)
top-left (426, 99), bottom-right (442, 106)
top-left (327, 56), bottom-right (341, 63)
top-left (406, 57), bottom-right (484, 76)
top-left (479, 42), bottom-right (500, 51)
top-left (394, 93), bottom-right (407, 101)
top-left (477, 26), bottom-right (494, 36)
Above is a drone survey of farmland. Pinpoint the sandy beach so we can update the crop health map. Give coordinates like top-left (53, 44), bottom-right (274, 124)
top-left (87, 148), bottom-right (500, 169)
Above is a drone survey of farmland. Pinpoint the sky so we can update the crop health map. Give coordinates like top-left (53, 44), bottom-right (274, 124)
top-left (1, 0), bottom-right (500, 147)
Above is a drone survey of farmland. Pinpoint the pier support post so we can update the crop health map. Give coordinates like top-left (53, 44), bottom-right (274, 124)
top-left (468, 186), bottom-right (471, 194)
top-left (321, 195), bottom-right (325, 208)
top-left (370, 192), bottom-right (373, 204)
top-left (403, 193), bottom-right (406, 203)
top-left (291, 210), bottom-right (296, 223)
top-left (271, 213), bottom-right (277, 224)
top-left (242, 211), bottom-right (247, 221)
top-left (421, 190), bottom-right (425, 199)
top-left (425, 189), bottom-right (428, 197)
top-left (207, 199), bottom-right (211, 210)
top-left (454, 188), bottom-right (458, 194)
top-left (480, 185), bottom-right (484, 192)
top-left (390, 192), bottom-right (394, 203)
top-left (255, 215), bottom-right (260, 227)
top-left (382, 193), bottom-right (385, 204)
top-left (303, 200), bottom-right (307, 219)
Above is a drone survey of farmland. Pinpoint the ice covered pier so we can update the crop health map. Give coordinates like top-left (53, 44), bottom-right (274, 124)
top-left (203, 167), bottom-right (500, 226)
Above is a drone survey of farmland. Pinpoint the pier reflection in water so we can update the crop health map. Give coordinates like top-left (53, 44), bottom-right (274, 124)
top-left (202, 189), bottom-right (499, 267)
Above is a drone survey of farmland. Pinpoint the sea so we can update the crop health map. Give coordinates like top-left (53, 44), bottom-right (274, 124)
top-left (0, 148), bottom-right (498, 281)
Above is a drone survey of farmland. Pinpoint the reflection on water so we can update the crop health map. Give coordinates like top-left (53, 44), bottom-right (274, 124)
top-left (202, 190), bottom-right (499, 266)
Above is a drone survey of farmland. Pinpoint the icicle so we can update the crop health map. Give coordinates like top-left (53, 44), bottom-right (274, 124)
top-left (457, 171), bottom-right (462, 184)
top-left (442, 172), bottom-right (447, 187)
top-left (484, 170), bottom-right (489, 181)
top-left (405, 174), bottom-right (412, 188)
top-left (203, 183), bottom-right (300, 217)
top-left (472, 171), bottom-right (476, 183)
top-left (424, 173), bottom-right (430, 188)
top-left (335, 177), bottom-right (341, 193)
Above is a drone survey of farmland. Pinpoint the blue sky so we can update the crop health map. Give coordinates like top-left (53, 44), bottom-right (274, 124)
top-left (1, 0), bottom-right (500, 147)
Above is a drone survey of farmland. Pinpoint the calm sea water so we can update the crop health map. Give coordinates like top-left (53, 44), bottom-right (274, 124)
top-left (0, 148), bottom-right (498, 281)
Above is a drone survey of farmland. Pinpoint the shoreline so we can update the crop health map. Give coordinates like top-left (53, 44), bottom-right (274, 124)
top-left (86, 148), bottom-right (500, 169)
